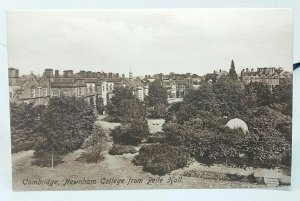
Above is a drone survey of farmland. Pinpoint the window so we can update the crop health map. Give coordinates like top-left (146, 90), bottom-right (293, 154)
top-left (9, 92), bottom-right (13, 99)
top-left (30, 86), bottom-right (36, 98)
top-left (52, 90), bottom-right (59, 97)
top-left (78, 87), bottom-right (85, 96)
top-left (43, 87), bottom-right (47, 96)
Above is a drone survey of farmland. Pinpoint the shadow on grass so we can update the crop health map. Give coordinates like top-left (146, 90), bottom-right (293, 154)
top-left (31, 156), bottom-right (65, 167)
top-left (75, 152), bottom-right (105, 164)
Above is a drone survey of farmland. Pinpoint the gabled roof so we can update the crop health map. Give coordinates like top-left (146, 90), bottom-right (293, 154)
top-left (123, 78), bottom-right (144, 88)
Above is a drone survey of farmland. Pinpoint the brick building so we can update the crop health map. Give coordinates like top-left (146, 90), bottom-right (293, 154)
top-left (240, 67), bottom-right (284, 86)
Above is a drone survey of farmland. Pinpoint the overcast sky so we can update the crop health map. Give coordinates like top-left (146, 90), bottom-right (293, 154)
top-left (6, 9), bottom-right (293, 76)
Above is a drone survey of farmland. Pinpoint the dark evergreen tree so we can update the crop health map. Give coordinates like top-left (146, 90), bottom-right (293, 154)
top-left (228, 59), bottom-right (238, 81)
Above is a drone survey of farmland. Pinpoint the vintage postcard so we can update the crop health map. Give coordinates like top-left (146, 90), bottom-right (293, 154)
top-left (7, 9), bottom-right (293, 191)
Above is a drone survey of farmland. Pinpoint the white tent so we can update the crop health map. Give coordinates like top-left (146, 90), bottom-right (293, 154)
top-left (226, 118), bottom-right (249, 133)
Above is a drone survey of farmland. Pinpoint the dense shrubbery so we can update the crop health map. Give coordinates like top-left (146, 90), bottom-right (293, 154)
top-left (163, 78), bottom-right (292, 169)
top-left (10, 103), bottom-right (44, 153)
top-left (147, 132), bottom-right (167, 143)
top-left (133, 144), bottom-right (190, 175)
top-left (108, 144), bottom-right (137, 155)
top-left (163, 112), bottom-right (291, 169)
top-left (111, 119), bottom-right (150, 145)
top-left (147, 103), bottom-right (167, 118)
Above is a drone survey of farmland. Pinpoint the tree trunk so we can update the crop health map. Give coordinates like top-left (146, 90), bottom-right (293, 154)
top-left (51, 147), bottom-right (54, 168)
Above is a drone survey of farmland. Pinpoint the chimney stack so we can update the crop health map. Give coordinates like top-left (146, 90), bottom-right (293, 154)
top-left (55, 70), bottom-right (59, 77)
top-left (8, 68), bottom-right (19, 78)
top-left (63, 70), bottom-right (73, 78)
top-left (44, 69), bottom-right (53, 78)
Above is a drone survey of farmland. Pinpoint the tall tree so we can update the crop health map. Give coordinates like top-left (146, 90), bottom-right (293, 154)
top-left (228, 59), bottom-right (238, 81)
top-left (34, 96), bottom-right (96, 167)
top-left (79, 125), bottom-right (108, 163)
top-left (213, 79), bottom-right (243, 118)
top-left (10, 102), bottom-right (43, 152)
top-left (107, 86), bottom-right (147, 122)
top-left (146, 79), bottom-right (168, 106)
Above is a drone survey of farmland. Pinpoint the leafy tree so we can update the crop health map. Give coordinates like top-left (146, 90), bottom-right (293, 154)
top-left (10, 102), bottom-right (44, 152)
top-left (77, 125), bottom-right (108, 163)
top-left (240, 84), bottom-right (257, 110)
top-left (34, 96), bottom-right (96, 167)
top-left (213, 79), bottom-right (243, 118)
top-left (118, 98), bottom-right (147, 122)
top-left (107, 86), bottom-right (146, 122)
top-left (146, 80), bottom-right (168, 106)
top-left (111, 119), bottom-right (150, 145)
top-left (147, 103), bottom-right (167, 118)
top-left (96, 96), bottom-right (105, 115)
top-left (271, 80), bottom-right (292, 116)
top-left (183, 83), bottom-right (221, 116)
top-left (244, 82), bottom-right (272, 107)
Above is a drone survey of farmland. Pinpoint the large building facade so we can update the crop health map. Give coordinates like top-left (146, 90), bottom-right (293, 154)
top-left (240, 67), bottom-right (285, 86)
top-left (8, 68), bottom-right (150, 109)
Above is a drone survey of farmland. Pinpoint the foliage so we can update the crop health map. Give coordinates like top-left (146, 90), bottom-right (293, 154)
top-left (10, 102), bottom-right (44, 153)
top-left (96, 96), bottom-right (105, 115)
top-left (228, 60), bottom-right (238, 81)
top-left (146, 80), bottom-right (168, 107)
top-left (33, 96), bottom-right (96, 167)
top-left (147, 132), bottom-right (167, 143)
top-left (78, 125), bottom-right (108, 163)
top-left (163, 74), bottom-right (292, 169)
top-left (147, 103), bottom-right (167, 118)
top-left (163, 112), bottom-right (291, 168)
top-left (242, 82), bottom-right (272, 108)
top-left (108, 144), bottom-right (137, 155)
top-left (118, 99), bottom-right (147, 122)
top-left (213, 79), bottom-right (243, 118)
top-left (76, 152), bottom-right (105, 164)
top-left (271, 80), bottom-right (292, 116)
top-left (107, 87), bottom-right (146, 122)
top-left (182, 84), bottom-right (221, 117)
top-left (111, 119), bottom-right (150, 145)
top-left (133, 144), bottom-right (190, 175)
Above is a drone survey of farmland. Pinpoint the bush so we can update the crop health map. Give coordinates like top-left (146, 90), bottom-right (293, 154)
top-left (32, 148), bottom-right (64, 167)
top-left (111, 119), bottom-right (150, 145)
top-left (147, 103), bottom-right (167, 118)
top-left (108, 144), bottom-right (137, 155)
top-left (147, 132), bottom-right (167, 143)
top-left (76, 152), bottom-right (105, 163)
top-left (133, 144), bottom-right (190, 175)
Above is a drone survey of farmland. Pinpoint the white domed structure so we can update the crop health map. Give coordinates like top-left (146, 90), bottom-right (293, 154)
top-left (226, 118), bottom-right (248, 133)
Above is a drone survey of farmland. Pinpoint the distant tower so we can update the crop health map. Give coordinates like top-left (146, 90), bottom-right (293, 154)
top-left (229, 59), bottom-right (238, 81)
top-left (129, 66), bottom-right (133, 79)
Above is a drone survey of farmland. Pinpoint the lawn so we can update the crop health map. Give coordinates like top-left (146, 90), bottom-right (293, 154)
top-left (11, 117), bottom-right (289, 191)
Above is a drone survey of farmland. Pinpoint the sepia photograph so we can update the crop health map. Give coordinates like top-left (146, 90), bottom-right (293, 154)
top-left (7, 8), bottom-right (293, 191)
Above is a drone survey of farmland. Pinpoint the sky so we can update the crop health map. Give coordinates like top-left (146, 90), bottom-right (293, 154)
top-left (6, 9), bottom-right (293, 77)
